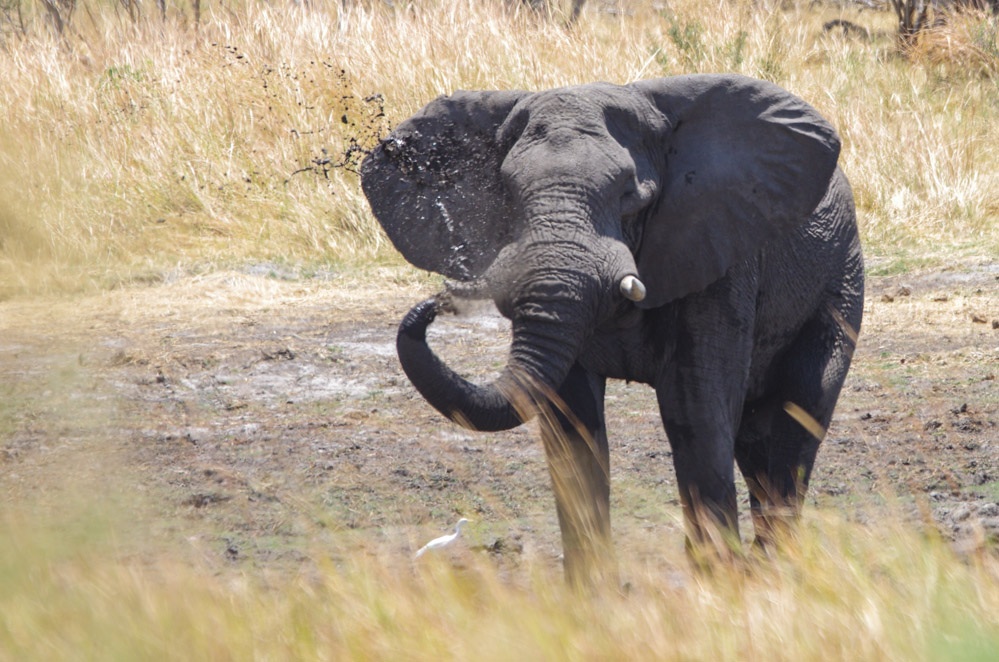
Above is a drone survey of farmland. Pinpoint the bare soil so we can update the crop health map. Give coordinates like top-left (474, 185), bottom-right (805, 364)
top-left (1, 259), bottom-right (997, 575)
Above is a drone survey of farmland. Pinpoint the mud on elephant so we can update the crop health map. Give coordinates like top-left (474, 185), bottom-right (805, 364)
top-left (360, 74), bottom-right (864, 586)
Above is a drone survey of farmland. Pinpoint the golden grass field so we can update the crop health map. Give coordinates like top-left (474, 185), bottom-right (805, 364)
top-left (1, 0), bottom-right (997, 296)
top-left (1, 0), bottom-right (999, 658)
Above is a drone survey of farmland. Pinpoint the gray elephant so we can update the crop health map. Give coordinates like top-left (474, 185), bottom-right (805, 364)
top-left (360, 74), bottom-right (863, 585)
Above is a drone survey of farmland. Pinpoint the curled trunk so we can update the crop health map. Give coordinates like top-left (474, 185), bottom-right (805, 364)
top-left (396, 298), bottom-right (584, 432)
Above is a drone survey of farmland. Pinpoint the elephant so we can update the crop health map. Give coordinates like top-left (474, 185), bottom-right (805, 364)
top-left (360, 74), bottom-right (864, 586)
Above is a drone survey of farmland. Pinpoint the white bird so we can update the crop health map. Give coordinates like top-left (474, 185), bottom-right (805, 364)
top-left (414, 518), bottom-right (471, 559)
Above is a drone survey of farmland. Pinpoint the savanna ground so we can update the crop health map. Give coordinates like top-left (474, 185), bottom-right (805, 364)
top-left (1, 0), bottom-right (999, 658)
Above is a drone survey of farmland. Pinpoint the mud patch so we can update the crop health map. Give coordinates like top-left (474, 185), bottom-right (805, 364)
top-left (0, 262), bottom-right (996, 574)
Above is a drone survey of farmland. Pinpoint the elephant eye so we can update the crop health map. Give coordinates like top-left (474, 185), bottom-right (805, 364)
top-left (619, 175), bottom-right (657, 217)
top-left (526, 123), bottom-right (548, 141)
top-left (620, 211), bottom-right (644, 250)
top-left (620, 189), bottom-right (640, 212)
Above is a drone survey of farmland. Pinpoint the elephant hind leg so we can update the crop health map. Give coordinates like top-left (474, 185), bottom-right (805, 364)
top-left (735, 394), bottom-right (822, 548)
top-left (736, 305), bottom-right (859, 547)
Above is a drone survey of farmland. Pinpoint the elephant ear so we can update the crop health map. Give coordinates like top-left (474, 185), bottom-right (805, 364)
top-left (631, 75), bottom-right (841, 307)
top-left (360, 90), bottom-right (530, 281)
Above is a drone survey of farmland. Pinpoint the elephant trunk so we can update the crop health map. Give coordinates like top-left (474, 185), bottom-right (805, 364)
top-left (395, 198), bottom-right (642, 432)
top-left (396, 295), bottom-right (588, 432)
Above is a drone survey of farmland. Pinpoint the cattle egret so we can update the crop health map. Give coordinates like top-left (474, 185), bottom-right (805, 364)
top-left (414, 518), bottom-right (471, 559)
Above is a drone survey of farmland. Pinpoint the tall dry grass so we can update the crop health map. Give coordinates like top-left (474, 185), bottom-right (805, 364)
top-left (2, 504), bottom-right (999, 659)
top-left (0, 0), bottom-right (997, 297)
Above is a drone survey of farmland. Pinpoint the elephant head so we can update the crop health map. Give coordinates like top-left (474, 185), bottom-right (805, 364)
top-left (360, 75), bottom-right (840, 432)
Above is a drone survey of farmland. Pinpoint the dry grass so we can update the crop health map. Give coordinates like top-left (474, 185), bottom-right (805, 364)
top-left (2, 502), bottom-right (999, 660)
top-left (1, 4), bottom-right (998, 655)
top-left (0, 0), bottom-right (997, 298)
top-left (909, 9), bottom-right (999, 79)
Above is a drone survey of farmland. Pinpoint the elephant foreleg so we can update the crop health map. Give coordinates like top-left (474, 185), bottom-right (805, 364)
top-left (660, 408), bottom-right (741, 563)
top-left (538, 363), bottom-right (613, 590)
top-left (655, 276), bottom-right (758, 563)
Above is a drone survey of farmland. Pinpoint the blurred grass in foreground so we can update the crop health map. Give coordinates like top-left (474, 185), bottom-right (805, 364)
top-left (0, 0), bottom-right (997, 298)
top-left (2, 505), bottom-right (999, 659)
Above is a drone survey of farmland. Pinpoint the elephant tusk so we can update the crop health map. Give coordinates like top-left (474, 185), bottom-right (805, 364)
top-left (619, 275), bottom-right (647, 302)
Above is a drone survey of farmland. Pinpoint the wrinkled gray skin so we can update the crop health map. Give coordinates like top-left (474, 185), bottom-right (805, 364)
top-left (361, 75), bottom-right (864, 586)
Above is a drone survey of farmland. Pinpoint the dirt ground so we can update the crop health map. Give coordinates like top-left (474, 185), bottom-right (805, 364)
top-left (1, 258), bottom-right (997, 575)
